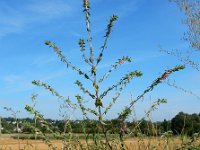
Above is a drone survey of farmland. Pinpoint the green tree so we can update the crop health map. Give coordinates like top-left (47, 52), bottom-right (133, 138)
top-left (171, 112), bottom-right (200, 136)
top-left (161, 119), bottom-right (171, 132)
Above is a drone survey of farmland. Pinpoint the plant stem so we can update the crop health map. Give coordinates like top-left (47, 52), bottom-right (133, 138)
top-left (34, 116), bottom-right (37, 150)
top-left (16, 121), bottom-right (20, 150)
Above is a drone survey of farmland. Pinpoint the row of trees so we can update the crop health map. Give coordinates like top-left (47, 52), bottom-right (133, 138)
top-left (1, 112), bottom-right (199, 136)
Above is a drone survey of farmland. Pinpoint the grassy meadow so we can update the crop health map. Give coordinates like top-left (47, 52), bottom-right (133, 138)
top-left (0, 134), bottom-right (200, 150)
top-left (0, 134), bottom-right (199, 150)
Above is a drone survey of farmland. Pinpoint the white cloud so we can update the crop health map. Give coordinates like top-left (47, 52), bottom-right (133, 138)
top-left (27, 0), bottom-right (72, 19)
top-left (2, 74), bottom-right (33, 93)
top-left (31, 55), bottom-right (58, 67)
top-left (134, 53), bottom-right (165, 63)
top-left (3, 75), bottom-right (21, 85)
top-left (0, 0), bottom-right (74, 38)
top-left (1, 67), bottom-right (70, 94)
top-left (117, 0), bottom-right (141, 18)
top-left (0, 3), bottom-right (23, 37)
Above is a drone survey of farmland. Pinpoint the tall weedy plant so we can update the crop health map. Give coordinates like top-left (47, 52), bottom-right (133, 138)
top-left (32, 0), bottom-right (185, 149)
top-left (4, 107), bottom-right (21, 150)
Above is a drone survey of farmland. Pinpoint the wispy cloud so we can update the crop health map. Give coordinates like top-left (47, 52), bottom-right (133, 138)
top-left (134, 53), bottom-right (165, 63)
top-left (0, 2), bottom-right (23, 37)
top-left (31, 55), bottom-right (58, 67)
top-left (2, 74), bottom-right (33, 93)
top-left (116, 0), bottom-right (142, 18)
top-left (27, 0), bottom-right (72, 19)
top-left (0, 0), bottom-right (75, 38)
top-left (1, 70), bottom-right (67, 94)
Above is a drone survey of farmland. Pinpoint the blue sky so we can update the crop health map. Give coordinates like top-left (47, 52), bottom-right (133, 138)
top-left (0, 0), bottom-right (200, 121)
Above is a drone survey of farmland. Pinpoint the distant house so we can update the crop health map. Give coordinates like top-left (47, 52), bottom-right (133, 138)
top-left (12, 121), bottom-right (16, 125)
top-left (13, 124), bottom-right (24, 133)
